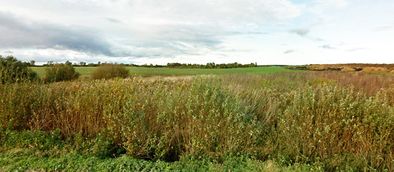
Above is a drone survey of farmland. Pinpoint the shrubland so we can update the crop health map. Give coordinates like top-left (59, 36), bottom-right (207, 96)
top-left (0, 72), bottom-right (393, 171)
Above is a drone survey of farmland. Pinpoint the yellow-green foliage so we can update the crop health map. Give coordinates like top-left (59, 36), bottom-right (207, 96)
top-left (362, 67), bottom-right (388, 73)
top-left (91, 64), bottom-right (129, 79)
top-left (276, 86), bottom-right (393, 170)
top-left (0, 74), bottom-right (393, 171)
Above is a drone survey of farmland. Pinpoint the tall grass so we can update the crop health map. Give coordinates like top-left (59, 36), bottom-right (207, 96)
top-left (0, 73), bottom-right (393, 170)
top-left (91, 64), bottom-right (129, 80)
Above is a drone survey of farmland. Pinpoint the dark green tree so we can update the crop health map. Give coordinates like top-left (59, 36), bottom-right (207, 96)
top-left (0, 56), bottom-right (38, 84)
top-left (44, 62), bottom-right (80, 83)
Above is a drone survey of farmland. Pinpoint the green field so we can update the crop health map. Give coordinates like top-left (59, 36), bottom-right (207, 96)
top-left (31, 66), bottom-right (292, 78)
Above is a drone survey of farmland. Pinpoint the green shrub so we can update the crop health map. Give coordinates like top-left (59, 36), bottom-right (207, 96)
top-left (91, 64), bottom-right (129, 80)
top-left (44, 62), bottom-right (79, 82)
top-left (0, 130), bottom-right (62, 151)
top-left (0, 56), bottom-right (37, 84)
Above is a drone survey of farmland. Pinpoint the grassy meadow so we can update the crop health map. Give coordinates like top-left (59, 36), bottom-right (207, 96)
top-left (1, 68), bottom-right (393, 171)
top-left (31, 66), bottom-right (291, 78)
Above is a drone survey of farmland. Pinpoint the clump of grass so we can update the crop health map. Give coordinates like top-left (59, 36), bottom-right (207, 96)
top-left (91, 64), bottom-right (129, 80)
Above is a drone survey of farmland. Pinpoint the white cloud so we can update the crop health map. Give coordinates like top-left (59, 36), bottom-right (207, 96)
top-left (128, 0), bottom-right (300, 24)
top-left (0, 0), bottom-right (302, 63)
top-left (0, 0), bottom-right (393, 64)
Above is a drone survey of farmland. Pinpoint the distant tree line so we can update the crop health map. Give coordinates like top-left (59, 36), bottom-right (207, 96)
top-left (1, 56), bottom-right (132, 84)
top-left (41, 61), bottom-right (138, 67)
top-left (39, 61), bottom-right (259, 68)
top-left (165, 62), bottom-right (258, 68)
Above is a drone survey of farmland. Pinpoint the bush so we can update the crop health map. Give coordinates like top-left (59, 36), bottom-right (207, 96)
top-left (91, 64), bottom-right (129, 80)
top-left (0, 56), bottom-right (37, 84)
top-left (44, 62), bottom-right (79, 82)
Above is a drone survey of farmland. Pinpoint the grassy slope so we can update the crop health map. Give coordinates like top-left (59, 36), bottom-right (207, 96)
top-left (31, 66), bottom-right (292, 78)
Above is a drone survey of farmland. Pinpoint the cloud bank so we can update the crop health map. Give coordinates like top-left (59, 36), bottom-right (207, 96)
top-left (0, 0), bottom-right (393, 64)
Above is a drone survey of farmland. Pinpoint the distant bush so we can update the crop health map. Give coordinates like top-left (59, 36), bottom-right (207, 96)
top-left (91, 64), bottom-right (129, 80)
top-left (340, 66), bottom-right (355, 72)
top-left (44, 62), bottom-right (79, 83)
top-left (362, 67), bottom-right (388, 73)
top-left (0, 56), bottom-right (37, 84)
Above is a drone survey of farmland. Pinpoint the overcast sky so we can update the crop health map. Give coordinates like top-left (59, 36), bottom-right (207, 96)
top-left (0, 0), bottom-right (393, 65)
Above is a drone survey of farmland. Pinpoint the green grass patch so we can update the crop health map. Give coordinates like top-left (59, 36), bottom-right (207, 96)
top-left (31, 66), bottom-right (292, 78)
top-left (0, 149), bottom-right (325, 171)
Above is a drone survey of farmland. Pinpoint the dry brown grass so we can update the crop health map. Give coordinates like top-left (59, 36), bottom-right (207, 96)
top-left (306, 64), bottom-right (394, 74)
top-left (362, 67), bottom-right (388, 73)
top-left (303, 71), bottom-right (394, 95)
top-left (341, 66), bottom-right (355, 72)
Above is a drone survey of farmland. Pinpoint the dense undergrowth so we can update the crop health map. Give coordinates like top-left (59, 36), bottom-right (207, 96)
top-left (0, 72), bottom-right (393, 171)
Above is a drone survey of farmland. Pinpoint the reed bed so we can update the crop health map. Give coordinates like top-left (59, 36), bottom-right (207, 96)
top-left (0, 72), bottom-right (393, 171)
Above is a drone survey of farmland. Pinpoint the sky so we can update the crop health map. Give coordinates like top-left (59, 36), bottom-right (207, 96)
top-left (0, 0), bottom-right (393, 65)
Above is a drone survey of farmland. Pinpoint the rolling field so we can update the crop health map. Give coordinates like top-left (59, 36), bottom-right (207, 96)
top-left (30, 66), bottom-right (292, 78)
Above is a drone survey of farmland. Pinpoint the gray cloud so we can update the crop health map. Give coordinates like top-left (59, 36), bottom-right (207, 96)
top-left (284, 49), bottom-right (295, 54)
top-left (290, 28), bottom-right (328, 43)
top-left (105, 17), bottom-right (122, 24)
top-left (0, 11), bottom-right (228, 59)
top-left (290, 28), bottom-right (310, 37)
top-left (3, 50), bottom-right (13, 54)
top-left (0, 12), bottom-right (117, 56)
top-left (320, 44), bottom-right (335, 49)
top-left (118, 25), bottom-right (226, 57)
top-left (0, 0), bottom-right (304, 63)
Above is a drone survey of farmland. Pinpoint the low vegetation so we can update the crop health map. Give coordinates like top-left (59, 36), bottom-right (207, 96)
top-left (306, 64), bottom-right (394, 73)
top-left (91, 64), bottom-right (129, 80)
top-left (43, 61), bottom-right (80, 83)
top-left (31, 66), bottom-right (291, 78)
top-left (0, 56), bottom-right (37, 84)
top-left (0, 72), bottom-right (393, 171)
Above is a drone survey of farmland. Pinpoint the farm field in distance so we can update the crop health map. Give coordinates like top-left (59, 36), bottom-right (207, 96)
top-left (1, 61), bottom-right (394, 171)
top-left (30, 66), bottom-right (292, 78)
